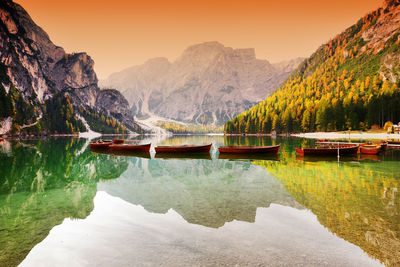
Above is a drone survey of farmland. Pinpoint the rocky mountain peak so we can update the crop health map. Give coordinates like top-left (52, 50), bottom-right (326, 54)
top-left (178, 42), bottom-right (258, 65)
top-left (101, 42), bottom-right (303, 126)
top-left (0, 0), bottom-right (141, 134)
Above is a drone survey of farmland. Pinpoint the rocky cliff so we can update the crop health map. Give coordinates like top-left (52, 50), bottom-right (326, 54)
top-left (0, 0), bottom-right (140, 135)
top-left (100, 42), bottom-right (302, 126)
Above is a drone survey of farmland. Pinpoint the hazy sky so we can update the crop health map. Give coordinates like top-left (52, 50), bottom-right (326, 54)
top-left (17, 0), bottom-right (383, 79)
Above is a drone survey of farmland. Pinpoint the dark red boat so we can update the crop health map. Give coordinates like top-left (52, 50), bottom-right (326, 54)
top-left (154, 144), bottom-right (212, 153)
top-left (89, 140), bottom-right (113, 149)
top-left (218, 144), bottom-right (280, 154)
top-left (109, 143), bottom-right (151, 152)
top-left (388, 140), bottom-right (400, 145)
top-left (0, 137), bottom-right (4, 142)
top-left (113, 139), bottom-right (125, 144)
top-left (296, 145), bottom-right (359, 156)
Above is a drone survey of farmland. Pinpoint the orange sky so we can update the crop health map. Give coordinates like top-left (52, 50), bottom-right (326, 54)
top-left (16, 0), bottom-right (383, 79)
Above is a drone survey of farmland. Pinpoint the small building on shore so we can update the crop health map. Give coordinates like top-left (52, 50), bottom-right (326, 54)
top-left (388, 123), bottom-right (400, 134)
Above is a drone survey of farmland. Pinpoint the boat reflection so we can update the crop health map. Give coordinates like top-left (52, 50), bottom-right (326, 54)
top-left (90, 148), bottom-right (151, 159)
top-left (218, 153), bottom-right (280, 161)
top-left (155, 152), bottom-right (211, 160)
top-left (359, 154), bottom-right (380, 162)
top-left (295, 154), bottom-right (359, 162)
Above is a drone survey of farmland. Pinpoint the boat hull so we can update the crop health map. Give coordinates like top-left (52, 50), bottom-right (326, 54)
top-left (109, 143), bottom-right (151, 152)
top-left (218, 144), bottom-right (280, 154)
top-left (296, 145), bottom-right (359, 156)
top-left (360, 145), bottom-right (381, 155)
top-left (155, 144), bottom-right (212, 153)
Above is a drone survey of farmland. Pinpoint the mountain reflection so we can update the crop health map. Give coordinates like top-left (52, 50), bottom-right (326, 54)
top-left (98, 157), bottom-right (302, 228)
top-left (0, 138), bottom-right (129, 267)
top-left (254, 148), bottom-right (400, 267)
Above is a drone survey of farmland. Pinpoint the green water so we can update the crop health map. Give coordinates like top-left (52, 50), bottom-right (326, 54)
top-left (0, 136), bottom-right (399, 266)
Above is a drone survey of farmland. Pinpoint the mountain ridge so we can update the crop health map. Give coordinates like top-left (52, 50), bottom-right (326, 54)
top-left (100, 41), bottom-right (303, 126)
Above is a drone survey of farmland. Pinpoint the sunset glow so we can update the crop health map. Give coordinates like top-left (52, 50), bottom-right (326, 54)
top-left (17, 0), bottom-right (383, 78)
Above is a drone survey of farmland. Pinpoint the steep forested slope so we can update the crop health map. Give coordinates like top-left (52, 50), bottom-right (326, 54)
top-left (225, 1), bottom-right (400, 134)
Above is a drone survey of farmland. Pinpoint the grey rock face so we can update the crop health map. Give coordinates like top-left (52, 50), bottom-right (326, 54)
top-left (0, 0), bottom-right (138, 132)
top-left (101, 41), bottom-right (303, 125)
top-left (95, 89), bottom-right (136, 127)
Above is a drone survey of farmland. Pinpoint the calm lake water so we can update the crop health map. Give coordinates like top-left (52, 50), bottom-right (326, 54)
top-left (1, 136), bottom-right (399, 266)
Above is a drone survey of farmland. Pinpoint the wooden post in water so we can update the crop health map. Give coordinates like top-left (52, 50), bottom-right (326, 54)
top-left (337, 141), bottom-right (340, 162)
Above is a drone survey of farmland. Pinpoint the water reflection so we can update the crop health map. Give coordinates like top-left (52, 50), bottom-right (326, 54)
top-left (0, 138), bottom-right (128, 266)
top-left (0, 136), bottom-right (399, 266)
top-left (98, 157), bottom-right (301, 228)
top-left (255, 146), bottom-right (400, 266)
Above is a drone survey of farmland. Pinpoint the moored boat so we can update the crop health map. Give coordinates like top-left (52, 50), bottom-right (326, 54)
top-left (109, 143), bottom-right (151, 152)
top-left (360, 144), bottom-right (381, 155)
top-left (113, 139), bottom-right (125, 144)
top-left (218, 144), bottom-right (280, 154)
top-left (154, 144), bottom-right (212, 153)
top-left (89, 140), bottom-right (113, 149)
top-left (296, 144), bottom-right (359, 156)
top-left (388, 140), bottom-right (400, 145)
top-left (0, 137), bottom-right (4, 142)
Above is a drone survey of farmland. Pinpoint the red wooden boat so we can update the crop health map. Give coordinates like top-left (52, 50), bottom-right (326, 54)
top-left (113, 139), bottom-right (125, 144)
top-left (154, 144), bottom-right (212, 153)
top-left (388, 140), bottom-right (400, 145)
top-left (360, 144), bottom-right (381, 155)
top-left (0, 137), bottom-right (4, 142)
top-left (109, 143), bottom-right (151, 152)
top-left (89, 140), bottom-right (113, 149)
top-left (296, 145), bottom-right (359, 156)
top-left (218, 144), bottom-right (280, 154)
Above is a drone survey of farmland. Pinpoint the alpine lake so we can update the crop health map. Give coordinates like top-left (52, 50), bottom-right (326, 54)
top-left (0, 135), bottom-right (399, 266)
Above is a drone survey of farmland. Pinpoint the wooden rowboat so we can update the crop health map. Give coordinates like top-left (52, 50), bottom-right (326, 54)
top-left (360, 144), bottom-right (381, 155)
top-left (109, 143), bottom-right (151, 152)
top-left (89, 140), bottom-right (113, 149)
top-left (388, 140), bottom-right (400, 145)
top-left (0, 137), bottom-right (4, 142)
top-left (155, 144), bottom-right (212, 153)
top-left (113, 139), bottom-right (125, 144)
top-left (218, 144), bottom-right (280, 154)
top-left (296, 145), bottom-right (359, 156)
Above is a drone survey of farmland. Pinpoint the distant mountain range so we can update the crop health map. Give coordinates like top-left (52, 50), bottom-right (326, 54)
top-left (100, 42), bottom-right (303, 126)
top-left (0, 0), bottom-right (142, 135)
top-left (226, 0), bottom-right (400, 134)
